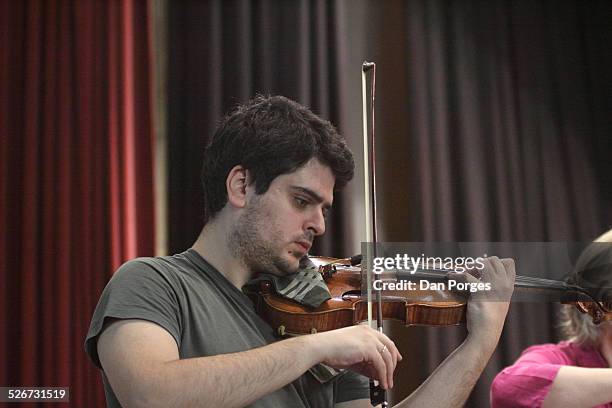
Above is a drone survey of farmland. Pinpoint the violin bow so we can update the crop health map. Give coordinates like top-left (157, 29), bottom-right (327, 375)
top-left (362, 61), bottom-right (387, 407)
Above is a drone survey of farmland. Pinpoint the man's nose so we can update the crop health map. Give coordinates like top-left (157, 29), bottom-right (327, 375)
top-left (306, 208), bottom-right (326, 236)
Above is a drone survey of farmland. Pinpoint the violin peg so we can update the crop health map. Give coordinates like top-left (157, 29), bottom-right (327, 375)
top-left (594, 309), bottom-right (604, 324)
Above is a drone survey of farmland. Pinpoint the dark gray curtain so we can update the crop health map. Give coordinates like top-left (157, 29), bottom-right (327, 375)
top-left (368, 1), bottom-right (612, 406)
top-left (165, 1), bottom-right (612, 406)
top-left (166, 0), bottom-right (353, 256)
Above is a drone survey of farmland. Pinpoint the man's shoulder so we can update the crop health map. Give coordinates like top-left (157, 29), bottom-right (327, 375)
top-left (113, 251), bottom-right (200, 283)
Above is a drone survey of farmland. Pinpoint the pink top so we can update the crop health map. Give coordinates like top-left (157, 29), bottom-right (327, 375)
top-left (491, 341), bottom-right (611, 408)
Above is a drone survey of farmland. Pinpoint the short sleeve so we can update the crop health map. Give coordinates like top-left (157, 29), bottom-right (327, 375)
top-left (490, 344), bottom-right (571, 408)
top-left (84, 259), bottom-right (182, 369)
top-left (334, 370), bottom-right (370, 403)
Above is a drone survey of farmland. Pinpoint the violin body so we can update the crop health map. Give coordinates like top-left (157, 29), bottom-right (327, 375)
top-left (246, 257), bottom-right (467, 337)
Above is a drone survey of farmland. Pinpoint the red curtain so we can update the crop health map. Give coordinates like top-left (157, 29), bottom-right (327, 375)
top-left (1, 1), bottom-right (155, 406)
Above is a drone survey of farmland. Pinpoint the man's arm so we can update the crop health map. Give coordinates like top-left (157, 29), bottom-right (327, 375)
top-left (98, 319), bottom-right (401, 408)
top-left (394, 256), bottom-right (516, 407)
top-left (541, 367), bottom-right (612, 407)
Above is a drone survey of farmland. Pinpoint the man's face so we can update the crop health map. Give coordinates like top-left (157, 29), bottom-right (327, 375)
top-left (228, 159), bottom-right (335, 276)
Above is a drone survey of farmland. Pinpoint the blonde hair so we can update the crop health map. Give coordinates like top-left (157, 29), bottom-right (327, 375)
top-left (558, 304), bottom-right (600, 345)
top-left (559, 231), bottom-right (612, 345)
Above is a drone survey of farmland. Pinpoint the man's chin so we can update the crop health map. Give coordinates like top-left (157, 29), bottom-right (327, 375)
top-left (283, 260), bottom-right (301, 275)
top-left (258, 254), bottom-right (298, 277)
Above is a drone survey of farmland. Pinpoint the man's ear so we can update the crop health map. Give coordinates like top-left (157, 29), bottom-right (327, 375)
top-left (226, 165), bottom-right (249, 208)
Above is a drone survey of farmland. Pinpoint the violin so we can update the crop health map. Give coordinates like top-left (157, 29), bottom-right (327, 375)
top-left (246, 254), bottom-right (612, 337)
top-left (246, 255), bottom-right (465, 337)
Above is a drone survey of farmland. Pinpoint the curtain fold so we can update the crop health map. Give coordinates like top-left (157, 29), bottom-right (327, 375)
top-left (165, 1), bottom-right (612, 406)
top-left (372, 1), bottom-right (612, 405)
top-left (166, 0), bottom-right (350, 256)
top-left (1, 0), bottom-right (155, 406)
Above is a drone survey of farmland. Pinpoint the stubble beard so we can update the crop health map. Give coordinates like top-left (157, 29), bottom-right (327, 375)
top-left (228, 197), bottom-right (300, 276)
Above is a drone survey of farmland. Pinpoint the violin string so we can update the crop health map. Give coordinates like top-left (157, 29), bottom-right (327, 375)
top-left (395, 259), bottom-right (574, 289)
top-left (374, 263), bottom-right (595, 296)
top-left (329, 262), bottom-right (609, 302)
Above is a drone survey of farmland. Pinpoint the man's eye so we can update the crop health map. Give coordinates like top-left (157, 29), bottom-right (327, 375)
top-left (294, 197), bottom-right (308, 207)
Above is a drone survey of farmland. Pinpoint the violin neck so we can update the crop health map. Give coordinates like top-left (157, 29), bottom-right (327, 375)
top-left (512, 275), bottom-right (593, 301)
top-left (513, 275), bottom-right (570, 293)
top-left (392, 269), bottom-right (593, 301)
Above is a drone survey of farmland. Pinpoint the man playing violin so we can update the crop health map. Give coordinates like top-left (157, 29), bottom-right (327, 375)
top-left (85, 95), bottom-right (516, 407)
top-left (491, 230), bottom-right (612, 408)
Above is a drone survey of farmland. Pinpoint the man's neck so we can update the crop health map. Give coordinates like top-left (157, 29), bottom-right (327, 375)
top-left (191, 219), bottom-right (251, 289)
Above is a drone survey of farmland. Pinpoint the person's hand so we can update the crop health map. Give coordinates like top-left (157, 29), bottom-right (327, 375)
top-left (309, 325), bottom-right (402, 389)
top-left (450, 256), bottom-right (515, 346)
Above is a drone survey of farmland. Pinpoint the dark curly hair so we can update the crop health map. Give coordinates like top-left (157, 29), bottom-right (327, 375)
top-left (201, 95), bottom-right (355, 222)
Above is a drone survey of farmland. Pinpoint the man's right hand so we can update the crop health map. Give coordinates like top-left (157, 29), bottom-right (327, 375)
top-left (98, 319), bottom-right (400, 408)
top-left (309, 325), bottom-right (403, 390)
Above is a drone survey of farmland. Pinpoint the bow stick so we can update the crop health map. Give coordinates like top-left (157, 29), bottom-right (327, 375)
top-left (362, 61), bottom-right (387, 407)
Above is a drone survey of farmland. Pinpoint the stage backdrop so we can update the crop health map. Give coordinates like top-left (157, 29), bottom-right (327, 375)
top-left (3, 1), bottom-right (611, 407)
top-left (1, 0), bottom-right (155, 406)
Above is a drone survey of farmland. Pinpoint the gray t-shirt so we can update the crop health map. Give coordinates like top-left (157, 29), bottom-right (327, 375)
top-left (85, 249), bottom-right (369, 407)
